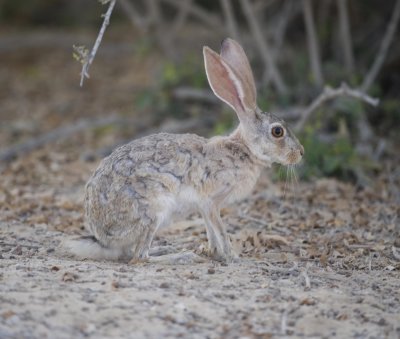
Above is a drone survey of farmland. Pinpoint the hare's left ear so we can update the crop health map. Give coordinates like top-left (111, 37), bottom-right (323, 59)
top-left (220, 38), bottom-right (257, 111)
top-left (203, 46), bottom-right (256, 125)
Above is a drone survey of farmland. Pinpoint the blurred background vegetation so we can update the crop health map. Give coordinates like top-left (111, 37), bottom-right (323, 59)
top-left (0, 0), bottom-right (399, 184)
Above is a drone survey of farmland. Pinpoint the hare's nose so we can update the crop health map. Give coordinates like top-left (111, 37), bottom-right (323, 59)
top-left (300, 146), bottom-right (304, 156)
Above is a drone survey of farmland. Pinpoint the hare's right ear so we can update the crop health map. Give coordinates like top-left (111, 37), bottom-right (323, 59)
top-left (203, 46), bottom-right (255, 123)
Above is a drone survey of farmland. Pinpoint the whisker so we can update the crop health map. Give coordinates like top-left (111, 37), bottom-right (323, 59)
top-left (289, 165), bottom-right (296, 200)
top-left (292, 165), bottom-right (299, 187)
top-left (283, 165), bottom-right (289, 198)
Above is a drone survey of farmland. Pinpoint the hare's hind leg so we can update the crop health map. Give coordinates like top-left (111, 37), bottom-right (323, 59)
top-left (129, 218), bottom-right (159, 260)
top-left (133, 218), bottom-right (164, 259)
top-left (128, 217), bottom-right (206, 265)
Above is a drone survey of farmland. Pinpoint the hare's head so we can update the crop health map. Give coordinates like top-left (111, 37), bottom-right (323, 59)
top-left (204, 38), bottom-right (304, 166)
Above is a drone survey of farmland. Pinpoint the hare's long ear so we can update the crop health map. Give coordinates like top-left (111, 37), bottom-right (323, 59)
top-left (220, 38), bottom-right (257, 111)
top-left (204, 46), bottom-right (254, 123)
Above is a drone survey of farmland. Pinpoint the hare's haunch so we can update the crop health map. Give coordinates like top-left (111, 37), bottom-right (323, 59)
top-left (64, 38), bottom-right (304, 263)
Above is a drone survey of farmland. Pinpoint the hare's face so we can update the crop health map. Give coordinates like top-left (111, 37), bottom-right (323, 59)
top-left (203, 39), bottom-right (303, 167)
top-left (245, 112), bottom-right (304, 166)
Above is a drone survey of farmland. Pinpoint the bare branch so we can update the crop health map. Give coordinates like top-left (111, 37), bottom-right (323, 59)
top-left (118, 0), bottom-right (149, 32)
top-left (295, 82), bottom-right (379, 132)
top-left (160, 0), bottom-right (222, 30)
top-left (220, 0), bottom-right (239, 40)
top-left (337, 0), bottom-right (354, 73)
top-left (79, 0), bottom-right (116, 87)
top-left (0, 115), bottom-right (125, 163)
top-left (361, 0), bottom-right (400, 92)
top-left (302, 0), bottom-right (324, 87)
top-left (239, 0), bottom-right (288, 95)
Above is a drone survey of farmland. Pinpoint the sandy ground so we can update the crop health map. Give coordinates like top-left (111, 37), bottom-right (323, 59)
top-left (1, 225), bottom-right (399, 339)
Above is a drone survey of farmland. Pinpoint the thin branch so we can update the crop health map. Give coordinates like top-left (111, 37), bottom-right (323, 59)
top-left (160, 0), bottom-right (222, 30)
top-left (239, 0), bottom-right (288, 95)
top-left (220, 0), bottom-right (239, 40)
top-left (337, 0), bottom-right (354, 73)
top-left (302, 0), bottom-right (324, 87)
top-left (361, 0), bottom-right (400, 92)
top-left (295, 82), bottom-right (379, 131)
top-left (118, 0), bottom-right (149, 32)
top-left (0, 115), bottom-right (125, 163)
top-left (79, 0), bottom-right (116, 87)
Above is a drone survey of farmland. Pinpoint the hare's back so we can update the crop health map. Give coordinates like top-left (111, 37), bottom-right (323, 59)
top-left (87, 133), bottom-right (207, 192)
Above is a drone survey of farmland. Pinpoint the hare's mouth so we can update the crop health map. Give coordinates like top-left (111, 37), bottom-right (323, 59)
top-left (285, 149), bottom-right (303, 165)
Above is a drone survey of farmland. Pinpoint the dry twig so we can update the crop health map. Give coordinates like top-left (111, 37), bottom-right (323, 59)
top-left (0, 115), bottom-right (125, 163)
top-left (79, 0), bottom-right (116, 87)
top-left (295, 82), bottom-right (379, 131)
top-left (361, 0), bottom-right (400, 92)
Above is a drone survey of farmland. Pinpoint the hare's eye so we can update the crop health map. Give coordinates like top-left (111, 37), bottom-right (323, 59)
top-left (271, 126), bottom-right (284, 138)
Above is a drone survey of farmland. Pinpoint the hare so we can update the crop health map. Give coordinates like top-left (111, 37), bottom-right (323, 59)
top-left (64, 38), bottom-right (304, 264)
